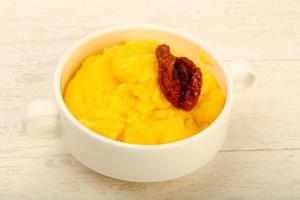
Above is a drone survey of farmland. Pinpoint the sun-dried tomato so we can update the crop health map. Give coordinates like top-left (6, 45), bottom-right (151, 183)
top-left (156, 44), bottom-right (202, 111)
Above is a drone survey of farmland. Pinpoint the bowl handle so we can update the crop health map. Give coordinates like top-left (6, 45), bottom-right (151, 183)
top-left (228, 59), bottom-right (255, 94)
top-left (21, 100), bottom-right (60, 137)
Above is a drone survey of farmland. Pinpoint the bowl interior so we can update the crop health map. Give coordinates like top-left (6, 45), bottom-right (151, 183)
top-left (59, 27), bottom-right (228, 97)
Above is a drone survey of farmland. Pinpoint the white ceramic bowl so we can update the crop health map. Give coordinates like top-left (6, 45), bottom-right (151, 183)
top-left (22, 25), bottom-right (255, 182)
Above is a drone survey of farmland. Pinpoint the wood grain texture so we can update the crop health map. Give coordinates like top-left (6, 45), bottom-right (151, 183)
top-left (0, 0), bottom-right (300, 199)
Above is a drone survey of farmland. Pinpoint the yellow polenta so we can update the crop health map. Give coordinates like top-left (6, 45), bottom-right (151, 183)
top-left (64, 41), bottom-right (225, 145)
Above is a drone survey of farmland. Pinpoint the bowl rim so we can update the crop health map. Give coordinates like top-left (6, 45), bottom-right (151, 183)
top-left (54, 24), bottom-right (233, 150)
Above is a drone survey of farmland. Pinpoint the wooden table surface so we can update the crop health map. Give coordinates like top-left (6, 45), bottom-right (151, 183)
top-left (1, 0), bottom-right (300, 199)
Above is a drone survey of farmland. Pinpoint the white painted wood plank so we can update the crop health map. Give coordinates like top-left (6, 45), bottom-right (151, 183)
top-left (224, 60), bottom-right (300, 150)
top-left (0, 143), bottom-right (299, 199)
top-left (0, 0), bottom-right (300, 62)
